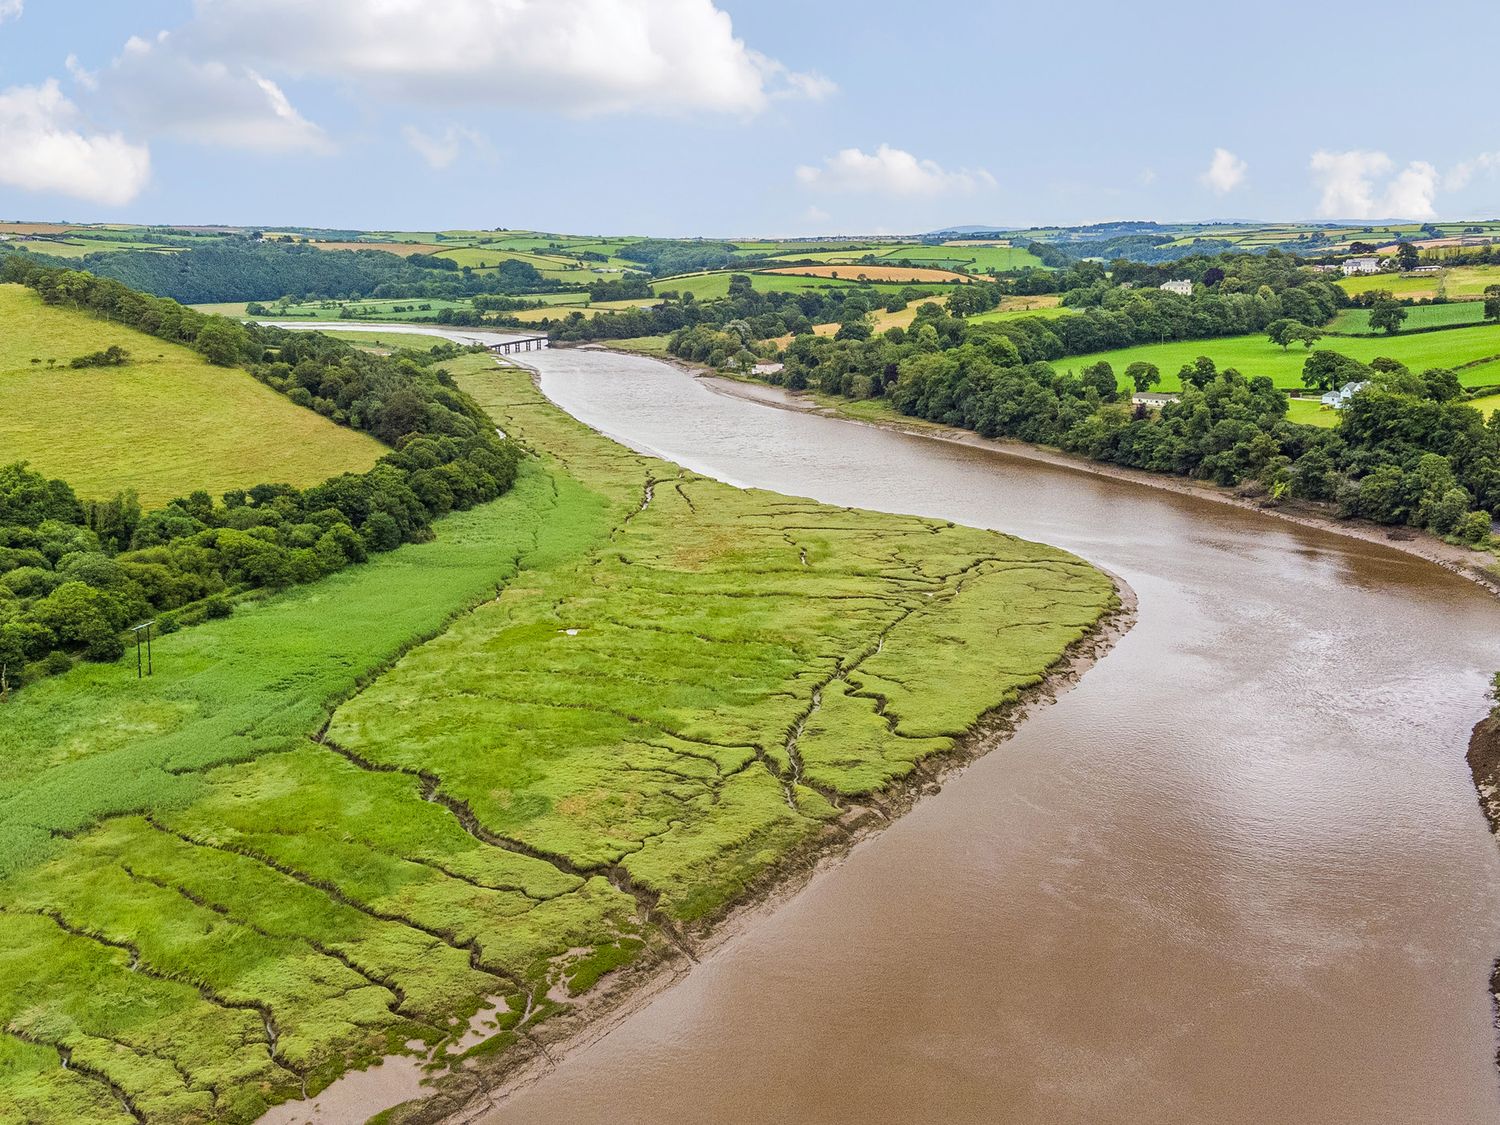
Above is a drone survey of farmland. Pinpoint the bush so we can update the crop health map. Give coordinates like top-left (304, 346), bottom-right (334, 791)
top-left (1455, 510), bottom-right (1494, 546)
top-left (203, 595), bottom-right (233, 620)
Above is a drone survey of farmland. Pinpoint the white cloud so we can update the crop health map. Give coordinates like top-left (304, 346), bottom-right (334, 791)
top-left (401, 124), bottom-right (491, 170)
top-left (1200, 148), bottom-right (1247, 194)
top-left (0, 1), bottom-right (21, 24)
top-left (1310, 149), bottom-right (1437, 218)
top-left (98, 35), bottom-right (329, 153)
top-left (0, 80), bottom-right (150, 205)
top-left (796, 144), bottom-right (995, 197)
top-left (64, 53), bottom-right (98, 92)
top-left (1384, 160), bottom-right (1439, 218)
top-left (802, 205), bottom-right (830, 224)
top-left (1447, 152), bottom-right (1500, 190)
top-left (156, 0), bottom-right (823, 117)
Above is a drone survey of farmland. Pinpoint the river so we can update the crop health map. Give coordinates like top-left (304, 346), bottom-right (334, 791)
top-left (469, 346), bottom-right (1500, 1125)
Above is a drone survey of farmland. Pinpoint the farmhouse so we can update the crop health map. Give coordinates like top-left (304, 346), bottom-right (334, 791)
top-left (1320, 380), bottom-right (1368, 409)
top-left (1159, 279), bottom-right (1193, 296)
top-left (1342, 256), bottom-right (1381, 276)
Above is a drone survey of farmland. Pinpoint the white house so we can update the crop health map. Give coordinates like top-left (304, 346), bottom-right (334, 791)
top-left (1342, 256), bottom-right (1381, 276)
top-left (1320, 380), bottom-right (1368, 409)
top-left (1159, 279), bottom-right (1193, 296)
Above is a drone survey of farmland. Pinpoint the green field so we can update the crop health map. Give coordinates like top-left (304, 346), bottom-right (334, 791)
top-left (967, 302), bottom-right (1072, 325)
top-left (652, 270), bottom-right (960, 301)
top-left (0, 285), bottom-right (385, 504)
top-left (1468, 392), bottom-right (1500, 416)
top-left (1285, 398), bottom-right (1340, 428)
top-left (1330, 301), bottom-right (1489, 334)
top-left (319, 329), bottom-right (460, 350)
top-left (0, 355), bottom-right (1115, 1122)
top-left (1061, 323), bottom-right (1500, 392)
top-left (1337, 264), bottom-right (1500, 301)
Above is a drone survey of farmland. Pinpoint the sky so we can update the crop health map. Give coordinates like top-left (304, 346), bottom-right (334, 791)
top-left (0, 0), bottom-right (1498, 236)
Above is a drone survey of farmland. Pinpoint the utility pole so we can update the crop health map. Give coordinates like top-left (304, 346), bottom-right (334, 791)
top-left (131, 621), bottom-right (155, 679)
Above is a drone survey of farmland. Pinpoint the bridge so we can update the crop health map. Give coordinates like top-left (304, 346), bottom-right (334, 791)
top-left (488, 335), bottom-right (550, 355)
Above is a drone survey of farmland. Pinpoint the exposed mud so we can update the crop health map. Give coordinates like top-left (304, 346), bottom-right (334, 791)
top-left (1469, 709), bottom-right (1500, 1068)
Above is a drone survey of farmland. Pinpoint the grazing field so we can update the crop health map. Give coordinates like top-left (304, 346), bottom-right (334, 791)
top-left (654, 270), bottom-right (958, 301)
top-left (1330, 301), bottom-right (1488, 334)
top-left (297, 241), bottom-right (445, 256)
top-left (11, 240), bottom-right (180, 258)
top-left (876, 243), bottom-right (1045, 272)
top-left (0, 284), bottom-right (384, 504)
top-left (0, 355), bottom-right (1115, 1123)
top-left (1468, 392), bottom-right (1500, 416)
top-left (1062, 323), bottom-right (1500, 392)
top-left (966, 295), bottom-right (1069, 323)
top-left (763, 264), bottom-right (981, 284)
top-left (1285, 398), bottom-right (1340, 428)
top-left (1338, 264), bottom-right (1500, 301)
top-left (319, 328), bottom-right (459, 350)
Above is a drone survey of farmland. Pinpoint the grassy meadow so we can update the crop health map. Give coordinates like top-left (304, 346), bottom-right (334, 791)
top-left (1329, 301), bottom-right (1489, 334)
top-left (1337, 264), bottom-right (1500, 301)
top-left (651, 270), bottom-right (959, 301)
top-left (0, 285), bottom-right (384, 504)
top-left (0, 355), bottom-right (1116, 1122)
top-left (1061, 323), bottom-right (1500, 392)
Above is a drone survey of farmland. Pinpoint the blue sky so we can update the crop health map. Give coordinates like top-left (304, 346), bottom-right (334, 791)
top-left (1, 0), bottom-right (1497, 235)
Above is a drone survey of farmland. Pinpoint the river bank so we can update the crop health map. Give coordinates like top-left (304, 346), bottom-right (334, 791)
top-left (695, 371), bottom-right (1500, 603)
top-left (376, 584), bottom-right (1134, 1125)
top-left (244, 356), bottom-right (1125, 1125)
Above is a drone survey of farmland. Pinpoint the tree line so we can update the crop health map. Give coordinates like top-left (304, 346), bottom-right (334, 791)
top-left (1, 239), bottom-right (566, 305)
top-left (672, 305), bottom-right (1497, 546)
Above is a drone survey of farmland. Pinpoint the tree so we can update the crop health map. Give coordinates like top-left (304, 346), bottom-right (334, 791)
top-left (1267, 318), bottom-right (1298, 349)
top-left (195, 318), bottom-right (250, 366)
top-left (1394, 241), bottom-right (1420, 271)
top-left (1267, 319), bottom-right (1321, 351)
top-left (1368, 299), bottom-right (1407, 335)
top-left (1178, 356), bottom-right (1217, 390)
top-left (1081, 361), bottom-right (1118, 402)
top-left (1484, 285), bottom-right (1500, 323)
top-left (1302, 349), bottom-right (1349, 393)
top-left (1126, 361), bottom-right (1160, 393)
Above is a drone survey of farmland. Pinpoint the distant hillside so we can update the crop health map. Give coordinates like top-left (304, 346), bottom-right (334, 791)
top-left (0, 284), bottom-right (384, 504)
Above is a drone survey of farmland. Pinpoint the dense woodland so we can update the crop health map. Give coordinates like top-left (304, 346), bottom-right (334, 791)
top-left (1, 239), bottom-right (561, 304)
top-left (0, 260), bottom-right (521, 690)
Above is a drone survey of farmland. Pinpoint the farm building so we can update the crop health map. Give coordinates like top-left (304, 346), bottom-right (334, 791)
top-left (1320, 380), bottom-right (1368, 409)
top-left (1406, 265), bottom-right (1441, 275)
top-left (1159, 279), bottom-right (1193, 296)
top-left (752, 362), bottom-right (785, 376)
top-left (1342, 256), bottom-right (1381, 276)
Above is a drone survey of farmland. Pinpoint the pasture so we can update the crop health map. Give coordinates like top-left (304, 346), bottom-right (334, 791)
top-left (1060, 323), bottom-right (1500, 392)
top-left (0, 285), bottom-right (384, 504)
top-left (651, 270), bottom-right (958, 301)
top-left (1337, 264), bottom-right (1500, 301)
top-left (1330, 301), bottom-right (1488, 334)
top-left (764, 264), bottom-right (981, 284)
top-left (0, 356), bottom-right (1115, 1123)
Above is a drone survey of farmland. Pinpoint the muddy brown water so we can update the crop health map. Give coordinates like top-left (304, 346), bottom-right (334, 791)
top-left (472, 348), bottom-right (1500, 1125)
top-left (252, 331), bottom-right (1500, 1124)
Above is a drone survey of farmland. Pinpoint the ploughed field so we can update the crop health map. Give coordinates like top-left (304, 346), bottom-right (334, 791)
top-left (0, 358), bottom-right (1115, 1122)
top-left (0, 285), bottom-right (384, 505)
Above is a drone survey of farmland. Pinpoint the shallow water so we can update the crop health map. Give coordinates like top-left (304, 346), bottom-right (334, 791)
top-left (465, 348), bottom-right (1500, 1125)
